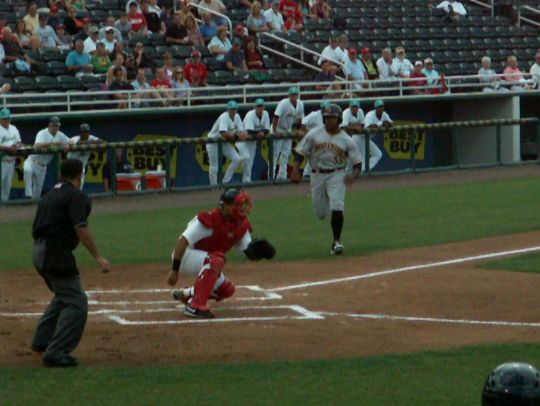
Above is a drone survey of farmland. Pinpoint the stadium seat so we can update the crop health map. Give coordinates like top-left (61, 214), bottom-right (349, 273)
top-left (35, 76), bottom-right (60, 92)
top-left (45, 61), bottom-right (67, 76)
top-left (56, 75), bottom-right (83, 91)
top-left (13, 77), bottom-right (36, 92)
top-left (39, 49), bottom-right (64, 62)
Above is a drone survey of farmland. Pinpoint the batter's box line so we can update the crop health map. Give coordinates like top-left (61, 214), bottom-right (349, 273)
top-left (108, 305), bottom-right (324, 325)
top-left (86, 285), bottom-right (282, 302)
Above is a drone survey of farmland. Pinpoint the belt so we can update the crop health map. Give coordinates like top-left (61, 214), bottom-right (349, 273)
top-left (311, 167), bottom-right (345, 174)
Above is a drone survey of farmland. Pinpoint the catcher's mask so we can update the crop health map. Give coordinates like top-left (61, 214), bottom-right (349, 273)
top-left (220, 189), bottom-right (253, 220)
top-left (322, 103), bottom-right (343, 126)
top-left (482, 362), bottom-right (540, 406)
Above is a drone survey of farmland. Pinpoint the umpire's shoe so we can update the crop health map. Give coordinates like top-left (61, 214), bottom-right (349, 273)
top-left (43, 355), bottom-right (79, 368)
top-left (184, 304), bottom-right (214, 319)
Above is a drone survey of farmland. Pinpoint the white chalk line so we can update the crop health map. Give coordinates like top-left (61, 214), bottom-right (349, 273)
top-left (269, 245), bottom-right (540, 292)
top-left (317, 312), bottom-right (540, 328)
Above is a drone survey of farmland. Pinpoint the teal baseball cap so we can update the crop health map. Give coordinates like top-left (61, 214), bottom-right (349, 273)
top-left (255, 98), bottom-right (265, 106)
top-left (0, 108), bottom-right (11, 119)
top-left (350, 100), bottom-right (360, 107)
top-left (288, 86), bottom-right (299, 95)
top-left (374, 99), bottom-right (385, 108)
top-left (320, 100), bottom-right (330, 109)
top-left (227, 100), bottom-right (239, 110)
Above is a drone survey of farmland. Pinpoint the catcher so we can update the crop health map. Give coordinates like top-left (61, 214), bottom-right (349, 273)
top-left (166, 189), bottom-right (275, 319)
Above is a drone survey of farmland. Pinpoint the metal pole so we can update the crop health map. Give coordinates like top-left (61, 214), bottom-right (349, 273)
top-left (409, 129), bottom-right (417, 172)
top-left (496, 124), bottom-right (502, 165)
top-left (165, 143), bottom-right (172, 192)
top-left (110, 146), bottom-right (117, 195)
top-left (217, 139), bottom-right (223, 186)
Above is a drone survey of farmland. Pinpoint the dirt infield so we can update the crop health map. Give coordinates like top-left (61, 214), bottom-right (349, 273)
top-left (1, 231), bottom-right (540, 367)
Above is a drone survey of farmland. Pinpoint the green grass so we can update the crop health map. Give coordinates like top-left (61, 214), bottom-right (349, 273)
top-left (2, 176), bottom-right (540, 271)
top-left (2, 343), bottom-right (540, 405)
top-left (482, 251), bottom-right (540, 274)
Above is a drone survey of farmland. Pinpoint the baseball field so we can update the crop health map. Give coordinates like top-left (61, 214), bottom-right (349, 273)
top-left (1, 165), bottom-right (540, 405)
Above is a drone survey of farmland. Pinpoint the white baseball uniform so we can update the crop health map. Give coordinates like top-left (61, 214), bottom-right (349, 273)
top-left (301, 109), bottom-right (324, 176)
top-left (0, 123), bottom-right (21, 201)
top-left (239, 108), bottom-right (270, 183)
top-left (295, 126), bottom-right (362, 219)
top-left (207, 111), bottom-right (245, 185)
top-left (24, 128), bottom-right (70, 199)
top-left (342, 107), bottom-right (382, 172)
top-left (364, 109), bottom-right (393, 127)
top-left (273, 97), bottom-right (304, 180)
top-left (68, 134), bottom-right (100, 189)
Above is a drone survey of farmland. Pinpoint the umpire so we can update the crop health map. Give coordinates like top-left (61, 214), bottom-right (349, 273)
top-left (31, 159), bottom-right (110, 368)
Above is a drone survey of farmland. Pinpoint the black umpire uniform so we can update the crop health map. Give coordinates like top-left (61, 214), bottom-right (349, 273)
top-left (31, 159), bottom-right (93, 367)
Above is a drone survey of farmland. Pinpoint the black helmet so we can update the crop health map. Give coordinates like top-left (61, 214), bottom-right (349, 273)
top-left (220, 188), bottom-right (241, 204)
top-left (482, 362), bottom-right (540, 405)
top-left (322, 103), bottom-right (342, 118)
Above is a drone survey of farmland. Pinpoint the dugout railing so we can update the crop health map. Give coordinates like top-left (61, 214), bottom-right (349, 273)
top-left (0, 117), bottom-right (538, 205)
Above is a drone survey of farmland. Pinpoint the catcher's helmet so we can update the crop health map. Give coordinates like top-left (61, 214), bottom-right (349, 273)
top-left (322, 104), bottom-right (342, 118)
top-left (220, 189), bottom-right (253, 220)
top-left (482, 362), bottom-right (540, 406)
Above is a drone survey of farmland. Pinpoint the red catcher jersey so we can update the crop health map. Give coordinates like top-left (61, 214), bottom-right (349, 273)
top-left (194, 208), bottom-right (252, 253)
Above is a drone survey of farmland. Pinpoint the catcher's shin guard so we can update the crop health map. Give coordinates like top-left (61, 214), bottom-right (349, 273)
top-left (211, 279), bottom-right (235, 302)
top-left (191, 252), bottom-right (226, 311)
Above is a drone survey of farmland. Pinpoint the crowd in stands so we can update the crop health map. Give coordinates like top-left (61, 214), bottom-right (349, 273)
top-left (0, 0), bottom-right (538, 105)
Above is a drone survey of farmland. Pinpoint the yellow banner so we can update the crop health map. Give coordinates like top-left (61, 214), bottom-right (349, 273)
top-left (383, 120), bottom-right (426, 160)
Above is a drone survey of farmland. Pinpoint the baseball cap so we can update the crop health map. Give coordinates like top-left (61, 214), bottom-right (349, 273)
top-left (80, 123), bottom-right (90, 131)
top-left (255, 98), bottom-right (265, 106)
top-left (348, 47), bottom-right (357, 55)
top-left (361, 47), bottom-right (371, 55)
top-left (89, 26), bottom-right (99, 34)
top-left (414, 60), bottom-right (423, 66)
top-left (227, 100), bottom-right (239, 110)
top-left (191, 49), bottom-right (201, 58)
top-left (0, 108), bottom-right (11, 119)
top-left (320, 100), bottom-right (330, 109)
top-left (56, 23), bottom-right (65, 29)
top-left (424, 57), bottom-right (433, 64)
top-left (374, 99), bottom-right (384, 108)
top-left (49, 116), bottom-right (61, 126)
top-left (105, 26), bottom-right (114, 32)
top-left (350, 99), bottom-right (360, 107)
top-left (288, 86), bottom-right (299, 95)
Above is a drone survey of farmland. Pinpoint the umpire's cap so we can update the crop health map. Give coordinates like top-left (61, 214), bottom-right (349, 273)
top-left (482, 362), bottom-right (540, 405)
top-left (322, 104), bottom-right (342, 117)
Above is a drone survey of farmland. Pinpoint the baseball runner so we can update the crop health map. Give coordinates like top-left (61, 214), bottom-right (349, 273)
top-left (291, 104), bottom-right (362, 255)
top-left (67, 123), bottom-right (103, 190)
top-left (24, 117), bottom-right (70, 199)
top-left (0, 108), bottom-right (22, 202)
top-left (238, 98), bottom-right (270, 183)
top-left (271, 86), bottom-right (304, 180)
top-left (342, 99), bottom-right (383, 172)
top-left (206, 101), bottom-right (248, 186)
top-left (301, 100), bottom-right (330, 177)
top-left (166, 189), bottom-right (275, 319)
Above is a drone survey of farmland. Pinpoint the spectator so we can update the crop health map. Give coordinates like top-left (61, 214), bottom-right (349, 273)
top-left (14, 19), bottom-right (40, 52)
top-left (183, 49), bottom-right (208, 87)
top-left (64, 7), bottom-right (85, 36)
top-left (68, 0), bottom-right (87, 12)
top-left (392, 46), bottom-right (414, 78)
top-left (141, 0), bottom-right (165, 34)
top-left (23, 2), bottom-right (39, 34)
top-left (171, 67), bottom-right (190, 104)
top-left (73, 18), bottom-right (92, 42)
top-left (131, 67), bottom-right (165, 107)
top-left (530, 52), bottom-right (540, 89)
top-left (133, 41), bottom-right (155, 70)
top-left (233, 23), bottom-right (249, 46)
top-left (100, 16), bottom-right (123, 42)
top-left (115, 12), bottom-right (132, 39)
top-left (101, 26), bottom-right (117, 55)
top-left (108, 66), bottom-right (133, 109)
top-left (336, 34), bottom-right (349, 64)
top-left (247, 1), bottom-right (268, 34)
top-left (66, 38), bottom-right (93, 77)
top-left (264, 0), bottom-right (285, 32)
top-left (0, 14), bottom-right (5, 42)
top-left (360, 47), bottom-right (379, 80)
top-left (314, 60), bottom-right (341, 96)
top-left (224, 37), bottom-right (248, 71)
top-left (309, 0), bottom-right (331, 19)
top-left (165, 12), bottom-right (189, 45)
top-left (184, 14), bottom-right (204, 46)
top-left (2, 27), bottom-right (38, 74)
top-left (422, 58), bottom-right (443, 93)
top-left (55, 24), bottom-right (73, 49)
top-left (200, 12), bottom-right (218, 44)
top-left (83, 25), bottom-right (99, 55)
top-left (176, 1), bottom-right (194, 26)
top-left (151, 66), bottom-right (174, 105)
top-left (409, 61), bottom-right (427, 94)
top-left (106, 53), bottom-right (127, 86)
top-left (128, 2), bottom-right (148, 35)
top-left (160, 4), bottom-right (175, 27)
top-left (91, 41), bottom-right (112, 74)
top-left (318, 36), bottom-right (344, 75)
top-left (478, 56), bottom-right (507, 93)
top-left (162, 51), bottom-right (176, 78)
top-left (244, 36), bottom-right (264, 70)
top-left (196, 0), bottom-right (227, 27)
top-left (37, 13), bottom-right (62, 49)
top-left (280, 0), bottom-right (303, 31)
top-left (148, 0), bottom-right (162, 14)
top-left (435, 0), bottom-right (467, 22)
top-left (0, 42), bottom-right (4, 64)
top-left (124, 53), bottom-right (137, 80)
top-left (344, 47), bottom-right (366, 89)
top-left (503, 55), bottom-right (528, 91)
top-left (376, 48), bottom-right (398, 81)
top-left (47, 6), bottom-right (62, 30)
top-left (110, 41), bottom-right (126, 61)
top-left (208, 26), bottom-right (231, 61)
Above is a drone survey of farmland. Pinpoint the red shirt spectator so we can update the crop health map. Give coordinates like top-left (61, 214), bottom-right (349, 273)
top-left (183, 50), bottom-right (208, 86)
top-left (128, 3), bottom-right (147, 33)
top-left (244, 37), bottom-right (264, 70)
top-left (151, 67), bottom-right (172, 88)
top-left (409, 61), bottom-right (427, 94)
top-left (279, 0), bottom-right (303, 31)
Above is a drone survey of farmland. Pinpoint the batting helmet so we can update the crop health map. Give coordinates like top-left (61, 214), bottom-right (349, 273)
top-left (323, 104), bottom-right (342, 117)
top-left (482, 362), bottom-right (540, 406)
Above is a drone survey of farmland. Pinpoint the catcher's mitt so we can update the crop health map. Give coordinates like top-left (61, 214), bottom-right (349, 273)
top-left (244, 238), bottom-right (276, 261)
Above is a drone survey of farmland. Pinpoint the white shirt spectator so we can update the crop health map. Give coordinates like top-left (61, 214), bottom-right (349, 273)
top-left (196, 0), bottom-right (227, 15)
top-left (391, 57), bottom-right (414, 78)
top-left (207, 36), bottom-right (231, 61)
top-left (341, 107), bottom-right (365, 130)
top-left (274, 98), bottom-right (304, 132)
top-left (28, 128), bottom-right (70, 166)
top-left (0, 43), bottom-right (5, 64)
top-left (208, 111), bottom-right (244, 139)
top-left (36, 25), bottom-right (60, 48)
top-left (243, 109), bottom-right (271, 132)
top-left (99, 26), bottom-right (123, 42)
top-left (68, 135), bottom-right (100, 167)
top-left (102, 38), bottom-right (117, 54)
top-left (364, 110), bottom-right (393, 127)
top-left (376, 57), bottom-right (398, 80)
top-left (318, 45), bottom-right (345, 65)
top-left (335, 47), bottom-right (348, 65)
top-left (344, 58), bottom-right (366, 81)
top-left (530, 63), bottom-right (540, 87)
top-left (263, 8), bottom-right (285, 32)
top-left (436, 1), bottom-right (467, 15)
top-left (83, 36), bottom-right (98, 55)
